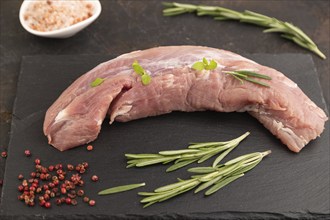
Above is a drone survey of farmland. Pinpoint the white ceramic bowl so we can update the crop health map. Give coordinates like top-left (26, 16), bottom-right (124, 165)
top-left (19, 0), bottom-right (102, 38)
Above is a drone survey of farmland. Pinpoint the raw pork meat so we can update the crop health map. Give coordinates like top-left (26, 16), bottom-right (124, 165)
top-left (43, 46), bottom-right (328, 152)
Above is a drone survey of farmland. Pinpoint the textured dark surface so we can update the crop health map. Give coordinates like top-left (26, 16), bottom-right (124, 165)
top-left (0, 54), bottom-right (328, 219)
top-left (0, 0), bottom-right (329, 219)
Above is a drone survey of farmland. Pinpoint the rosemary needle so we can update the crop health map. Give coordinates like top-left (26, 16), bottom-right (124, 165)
top-left (162, 2), bottom-right (326, 59)
top-left (98, 182), bottom-right (146, 195)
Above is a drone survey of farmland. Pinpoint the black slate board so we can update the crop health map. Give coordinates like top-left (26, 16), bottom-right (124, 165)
top-left (0, 54), bottom-right (329, 219)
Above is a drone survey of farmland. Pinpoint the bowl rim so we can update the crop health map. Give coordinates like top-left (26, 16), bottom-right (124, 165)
top-left (19, 0), bottom-right (102, 36)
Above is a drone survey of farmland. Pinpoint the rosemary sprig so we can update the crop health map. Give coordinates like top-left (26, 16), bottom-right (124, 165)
top-left (139, 150), bottom-right (271, 207)
top-left (126, 132), bottom-right (250, 172)
top-left (162, 2), bottom-right (326, 59)
top-left (98, 183), bottom-right (146, 195)
top-left (223, 70), bottom-right (272, 87)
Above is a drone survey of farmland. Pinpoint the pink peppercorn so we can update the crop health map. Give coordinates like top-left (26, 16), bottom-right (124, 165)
top-left (91, 175), bottom-right (98, 182)
top-left (87, 145), bottom-right (93, 151)
top-left (89, 200), bottom-right (96, 206)
top-left (44, 202), bottom-right (51, 208)
top-left (24, 150), bottom-right (31, 157)
top-left (1, 151), bottom-right (7, 158)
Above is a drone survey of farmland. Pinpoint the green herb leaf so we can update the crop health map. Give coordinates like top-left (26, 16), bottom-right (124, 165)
top-left (202, 57), bottom-right (208, 65)
top-left (159, 149), bottom-right (200, 156)
top-left (204, 174), bottom-right (244, 196)
top-left (166, 159), bottom-right (198, 172)
top-left (132, 61), bottom-right (145, 76)
top-left (244, 77), bottom-right (270, 87)
top-left (98, 183), bottom-right (146, 195)
top-left (154, 179), bottom-right (197, 193)
top-left (125, 154), bottom-right (160, 159)
top-left (90, 77), bottom-right (105, 87)
top-left (141, 74), bottom-right (152, 85)
top-left (224, 152), bottom-right (261, 166)
top-left (192, 58), bottom-right (218, 71)
top-left (205, 59), bottom-right (218, 70)
top-left (132, 60), bottom-right (152, 86)
top-left (212, 146), bottom-right (235, 167)
top-left (224, 70), bottom-right (271, 87)
top-left (235, 70), bottom-right (272, 80)
top-left (188, 167), bottom-right (218, 174)
top-left (194, 176), bottom-right (222, 193)
top-left (136, 157), bottom-right (177, 167)
top-left (192, 61), bottom-right (205, 71)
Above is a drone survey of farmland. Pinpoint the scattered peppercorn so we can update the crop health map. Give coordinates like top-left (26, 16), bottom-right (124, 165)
top-left (71, 199), bottom-right (78, 206)
top-left (34, 158), bottom-right (41, 165)
top-left (48, 182), bottom-right (55, 188)
top-left (68, 193), bottom-right (76, 199)
top-left (39, 200), bottom-right (46, 206)
top-left (75, 165), bottom-right (81, 172)
top-left (89, 200), bottom-right (96, 206)
top-left (44, 202), bottom-right (51, 208)
top-left (17, 158), bottom-right (96, 208)
top-left (61, 187), bottom-right (67, 194)
top-left (82, 162), bottom-right (89, 168)
top-left (24, 150), bottom-right (31, 157)
top-left (77, 189), bottom-right (84, 197)
top-left (65, 197), bottom-right (71, 205)
top-left (67, 164), bottom-right (74, 171)
top-left (55, 198), bottom-right (62, 205)
top-left (44, 194), bottom-right (50, 201)
top-left (48, 165), bottom-right (54, 172)
top-left (86, 145), bottom-right (93, 151)
top-left (1, 151), bottom-right (7, 158)
top-left (91, 175), bottom-right (98, 182)
top-left (55, 164), bottom-right (62, 170)
top-left (18, 185), bottom-right (24, 192)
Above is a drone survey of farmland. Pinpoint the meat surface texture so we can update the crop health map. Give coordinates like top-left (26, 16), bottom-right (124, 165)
top-left (43, 46), bottom-right (328, 152)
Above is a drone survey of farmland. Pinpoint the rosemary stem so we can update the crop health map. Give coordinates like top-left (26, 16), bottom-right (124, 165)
top-left (162, 2), bottom-right (326, 59)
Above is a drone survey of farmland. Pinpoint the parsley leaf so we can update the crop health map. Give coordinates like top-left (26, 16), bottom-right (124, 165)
top-left (205, 59), bottom-right (217, 70)
top-left (141, 74), bottom-right (152, 85)
top-left (192, 62), bottom-right (205, 71)
top-left (192, 58), bottom-right (218, 71)
top-left (132, 60), bottom-right (152, 86)
top-left (132, 61), bottom-right (145, 76)
top-left (90, 77), bottom-right (105, 87)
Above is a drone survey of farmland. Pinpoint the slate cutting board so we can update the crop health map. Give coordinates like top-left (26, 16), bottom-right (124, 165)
top-left (0, 54), bottom-right (329, 219)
